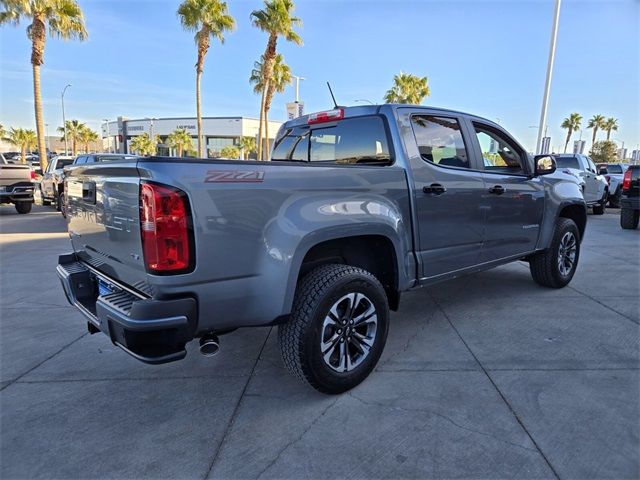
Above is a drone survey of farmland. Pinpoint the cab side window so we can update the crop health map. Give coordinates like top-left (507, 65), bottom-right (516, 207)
top-left (410, 115), bottom-right (470, 168)
top-left (474, 124), bottom-right (526, 175)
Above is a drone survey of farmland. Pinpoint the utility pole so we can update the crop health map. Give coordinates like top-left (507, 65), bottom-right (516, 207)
top-left (61, 84), bottom-right (71, 155)
top-left (103, 119), bottom-right (111, 153)
top-left (536, 0), bottom-right (561, 154)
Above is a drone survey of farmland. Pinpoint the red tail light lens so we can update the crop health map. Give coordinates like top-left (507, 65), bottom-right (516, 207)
top-left (140, 182), bottom-right (193, 273)
top-left (307, 108), bottom-right (344, 125)
top-left (622, 169), bottom-right (632, 191)
top-left (30, 170), bottom-right (36, 181)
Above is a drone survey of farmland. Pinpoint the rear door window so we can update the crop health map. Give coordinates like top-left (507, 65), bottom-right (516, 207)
top-left (410, 115), bottom-right (470, 169)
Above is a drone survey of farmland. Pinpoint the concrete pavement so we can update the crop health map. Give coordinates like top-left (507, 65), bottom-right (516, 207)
top-left (1, 205), bottom-right (638, 479)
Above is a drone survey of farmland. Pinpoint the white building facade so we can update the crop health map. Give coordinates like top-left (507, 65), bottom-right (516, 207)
top-left (101, 116), bottom-right (283, 159)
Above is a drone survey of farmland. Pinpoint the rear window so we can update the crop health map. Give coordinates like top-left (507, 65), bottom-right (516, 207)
top-left (272, 116), bottom-right (391, 166)
top-left (57, 159), bottom-right (74, 168)
top-left (604, 164), bottom-right (623, 174)
top-left (555, 156), bottom-right (580, 169)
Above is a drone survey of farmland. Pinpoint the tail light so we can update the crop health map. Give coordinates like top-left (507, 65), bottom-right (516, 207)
top-left (30, 170), bottom-right (36, 181)
top-left (307, 108), bottom-right (344, 125)
top-left (140, 182), bottom-right (193, 273)
top-left (622, 169), bottom-right (632, 191)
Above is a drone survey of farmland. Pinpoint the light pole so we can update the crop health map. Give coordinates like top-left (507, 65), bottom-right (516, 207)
top-left (291, 75), bottom-right (305, 103)
top-left (45, 123), bottom-right (51, 153)
top-left (145, 117), bottom-right (157, 154)
top-left (535, 0), bottom-right (561, 154)
top-left (103, 118), bottom-right (111, 153)
top-left (61, 84), bottom-right (72, 155)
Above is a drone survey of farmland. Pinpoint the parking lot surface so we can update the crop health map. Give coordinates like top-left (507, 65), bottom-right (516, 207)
top-left (1, 205), bottom-right (638, 479)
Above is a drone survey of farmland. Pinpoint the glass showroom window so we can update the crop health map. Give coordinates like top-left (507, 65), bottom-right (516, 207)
top-left (207, 137), bottom-right (236, 158)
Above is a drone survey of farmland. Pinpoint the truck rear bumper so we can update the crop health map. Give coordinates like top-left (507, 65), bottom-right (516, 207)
top-left (57, 253), bottom-right (196, 364)
top-left (0, 182), bottom-right (34, 203)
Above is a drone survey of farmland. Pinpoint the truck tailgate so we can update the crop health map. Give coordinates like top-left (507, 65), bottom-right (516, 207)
top-left (65, 162), bottom-right (150, 295)
top-left (0, 164), bottom-right (32, 184)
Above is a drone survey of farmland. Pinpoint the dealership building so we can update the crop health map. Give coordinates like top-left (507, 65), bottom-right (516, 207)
top-left (101, 116), bottom-right (283, 158)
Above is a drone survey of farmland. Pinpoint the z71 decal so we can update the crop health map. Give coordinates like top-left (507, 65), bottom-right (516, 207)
top-left (205, 170), bottom-right (265, 183)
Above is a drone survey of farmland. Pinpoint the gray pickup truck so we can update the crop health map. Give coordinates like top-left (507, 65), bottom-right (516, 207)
top-left (57, 105), bottom-right (587, 393)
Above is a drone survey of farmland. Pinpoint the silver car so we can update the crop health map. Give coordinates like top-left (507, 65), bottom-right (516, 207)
top-left (554, 154), bottom-right (609, 214)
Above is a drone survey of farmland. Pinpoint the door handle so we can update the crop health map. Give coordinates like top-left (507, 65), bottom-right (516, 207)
top-left (488, 185), bottom-right (505, 195)
top-left (423, 183), bottom-right (446, 195)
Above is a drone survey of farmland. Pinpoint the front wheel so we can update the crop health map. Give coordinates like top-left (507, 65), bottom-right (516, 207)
top-left (58, 192), bottom-right (66, 218)
top-left (278, 264), bottom-right (389, 394)
top-left (529, 218), bottom-right (580, 288)
top-left (620, 208), bottom-right (639, 230)
top-left (14, 201), bottom-right (32, 214)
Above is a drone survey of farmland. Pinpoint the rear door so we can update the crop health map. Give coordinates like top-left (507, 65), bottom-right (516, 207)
top-left (65, 160), bottom-right (149, 293)
top-left (398, 108), bottom-right (486, 278)
top-left (467, 119), bottom-right (544, 262)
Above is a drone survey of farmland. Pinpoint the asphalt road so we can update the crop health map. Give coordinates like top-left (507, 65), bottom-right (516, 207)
top-left (1, 205), bottom-right (638, 479)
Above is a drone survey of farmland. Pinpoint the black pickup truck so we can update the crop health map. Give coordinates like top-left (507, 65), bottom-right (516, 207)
top-left (620, 165), bottom-right (639, 229)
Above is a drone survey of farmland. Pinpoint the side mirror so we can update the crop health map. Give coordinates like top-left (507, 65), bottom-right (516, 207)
top-left (534, 155), bottom-right (556, 176)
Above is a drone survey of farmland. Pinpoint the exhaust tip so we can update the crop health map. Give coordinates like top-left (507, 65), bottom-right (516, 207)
top-left (199, 334), bottom-right (220, 357)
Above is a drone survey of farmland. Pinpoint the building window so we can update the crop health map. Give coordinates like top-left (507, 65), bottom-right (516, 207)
top-left (207, 137), bottom-right (236, 158)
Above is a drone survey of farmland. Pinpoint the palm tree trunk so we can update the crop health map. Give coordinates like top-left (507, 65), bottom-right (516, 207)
top-left (21, 145), bottom-right (27, 164)
top-left (606, 130), bottom-right (611, 141)
top-left (73, 139), bottom-right (77, 156)
top-left (265, 110), bottom-right (270, 160)
top-left (196, 69), bottom-right (204, 158)
top-left (257, 88), bottom-right (266, 160)
top-left (30, 17), bottom-right (48, 172)
top-left (591, 128), bottom-right (597, 148)
top-left (563, 129), bottom-right (572, 153)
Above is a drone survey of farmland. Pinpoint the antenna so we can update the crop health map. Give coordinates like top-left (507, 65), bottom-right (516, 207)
top-left (327, 82), bottom-right (339, 109)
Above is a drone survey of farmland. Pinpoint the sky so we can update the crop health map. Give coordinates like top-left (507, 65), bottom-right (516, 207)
top-left (0, 0), bottom-right (638, 153)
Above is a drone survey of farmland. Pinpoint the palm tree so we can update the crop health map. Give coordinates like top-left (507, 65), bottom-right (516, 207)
top-left (57, 120), bottom-right (86, 156)
top-left (220, 145), bottom-right (240, 159)
top-left (166, 128), bottom-right (193, 157)
top-left (78, 127), bottom-right (99, 153)
top-left (250, 53), bottom-right (292, 159)
top-left (561, 113), bottom-right (582, 153)
top-left (130, 133), bottom-right (160, 156)
top-left (238, 136), bottom-right (257, 160)
top-left (177, 0), bottom-right (235, 158)
top-left (587, 114), bottom-right (606, 148)
top-left (0, 124), bottom-right (6, 140)
top-left (5, 127), bottom-right (37, 163)
top-left (384, 72), bottom-right (430, 104)
top-left (603, 117), bottom-right (618, 141)
top-left (0, 0), bottom-right (87, 172)
top-left (251, 0), bottom-right (302, 160)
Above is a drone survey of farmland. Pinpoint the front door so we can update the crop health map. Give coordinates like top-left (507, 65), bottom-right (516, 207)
top-left (398, 109), bottom-right (486, 279)
top-left (468, 121), bottom-right (544, 262)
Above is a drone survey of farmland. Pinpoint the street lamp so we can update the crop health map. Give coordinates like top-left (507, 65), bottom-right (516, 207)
top-left (103, 118), bottom-right (111, 153)
top-left (61, 84), bottom-right (72, 155)
top-left (291, 75), bottom-right (305, 103)
top-left (45, 123), bottom-right (51, 153)
top-left (535, 0), bottom-right (561, 154)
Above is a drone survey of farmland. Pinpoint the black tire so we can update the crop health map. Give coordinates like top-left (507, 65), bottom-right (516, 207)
top-left (530, 217), bottom-right (580, 288)
top-left (620, 208), bottom-right (639, 230)
top-left (593, 203), bottom-right (605, 215)
top-left (278, 264), bottom-right (389, 394)
top-left (55, 193), bottom-right (61, 211)
top-left (608, 188), bottom-right (621, 208)
top-left (59, 192), bottom-right (66, 218)
top-left (14, 201), bottom-right (32, 214)
top-left (40, 186), bottom-right (51, 206)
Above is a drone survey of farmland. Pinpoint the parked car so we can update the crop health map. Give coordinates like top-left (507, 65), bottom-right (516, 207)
top-left (40, 155), bottom-right (75, 210)
top-left (620, 165), bottom-right (639, 229)
top-left (0, 153), bottom-right (35, 213)
top-left (597, 163), bottom-right (629, 208)
top-left (58, 105), bottom-right (587, 394)
top-left (553, 154), bottom-right (608, 214)
top-left (53, 154), bottom-right (139, 217)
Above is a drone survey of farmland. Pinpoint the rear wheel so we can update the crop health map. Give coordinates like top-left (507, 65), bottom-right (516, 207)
top-left (608, 188), bottom-right (621, 208)
top-left (593, 203), bottom-right (605, 215)
top-left (58, 192), bottom-right (66, 218)
top-left (14, 201), bottom-right (32, 214)
top-left (620, 208), bottom-right (639, 230)
top-left (278, 264), bottom-right (389, 394)
top-left (530, 218), bottom-right (580, 288)
top-left (40, 186), bottom-right (51, 206)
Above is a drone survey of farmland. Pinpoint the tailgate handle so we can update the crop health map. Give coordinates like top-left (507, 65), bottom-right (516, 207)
top-left (82, 182), bottom-right (96, 204)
